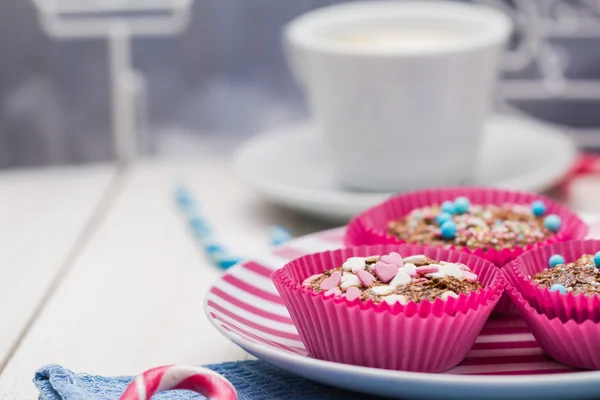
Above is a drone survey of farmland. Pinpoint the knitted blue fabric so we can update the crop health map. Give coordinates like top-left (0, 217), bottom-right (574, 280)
top-left (34, 360), bottom-right (382, 400)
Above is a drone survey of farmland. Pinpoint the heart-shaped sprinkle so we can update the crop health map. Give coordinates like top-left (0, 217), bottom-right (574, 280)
top-left (302, 274), bottom-right (322, 287)
top-left (324, 287), bottom-right (342, 297)
top-left (384, 294), bottom-right (408, 305)
top-left (320, 271), bottom-right (342, 291)
top-left (356, 269), bottom-right (376, 287)
top-left (389, 271), bottom-right (412, 287)
top-left (380, 252), bottom-right (404, 268)
top-left (403, 255), bottom-right (427, 265)
top-left (401, 263), bottom-right (418, 277)
top-left (441, 291), bottom-right (459, 301)
top-left (340, 274), bottom-right (361, 290)
top-left (444, 264), bottom-right (463, 279)
top-left (374, 261), bottom-right (398, 283)
top-left (461, 271), bottom-right (478, 282)
top-left (342, 257), bottom-right (366, 272)
top-left (416, 265), bottom-right (439, 275)
top-left (345, 286), bottom-right (361, 301)
top-left (371, 285), bottom-right (395, 296)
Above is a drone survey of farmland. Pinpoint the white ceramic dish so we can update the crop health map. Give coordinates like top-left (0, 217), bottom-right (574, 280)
top-left (234, 114), bottom-right (576, 222)
top-left (205, 215), bottom-right (600, 399)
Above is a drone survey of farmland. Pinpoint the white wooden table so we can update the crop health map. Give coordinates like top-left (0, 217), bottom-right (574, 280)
top-left (0, 159), bottom-right (340, 399)
top-left (0, 159), bottom-right (598, 399)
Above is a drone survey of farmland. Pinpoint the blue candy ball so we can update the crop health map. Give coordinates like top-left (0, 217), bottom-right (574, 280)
top-left (440, 220), bottom-right (457, 239)
top-left (531, 200), bottom-right (547, 217)
top-left (594, 251), bottom-right (600, 267)
top-left (549, 283), bottom-right (567, 295)
top-left (441, 201), bottom-right (455, 215)
top-left (436, 212), bottom-right (452, 225)
top-left (549, 254), bottom-right (565, 268)
top-left (544, 214), bottom-right (562, 233)
top-left (453, 197), bottom-right (471, 214)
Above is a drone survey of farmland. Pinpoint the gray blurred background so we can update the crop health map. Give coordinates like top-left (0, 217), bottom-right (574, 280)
top-left (1, 0), bottom-right (600, 168)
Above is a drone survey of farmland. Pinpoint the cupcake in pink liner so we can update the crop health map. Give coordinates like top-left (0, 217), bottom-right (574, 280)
top-left (507, 285), bottom-right (600, 370)
top-left (344, 188), bottom-right (587, 313)
top-left (271, 244), bottom-right (504, 372)
top-left (506, 240), bottom-right (600, 323)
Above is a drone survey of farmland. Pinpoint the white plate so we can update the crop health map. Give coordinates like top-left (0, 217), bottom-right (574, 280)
top-left (205, 214), bottom-right (600, 400)
top-left (234, 114), bottom-right (576, 222)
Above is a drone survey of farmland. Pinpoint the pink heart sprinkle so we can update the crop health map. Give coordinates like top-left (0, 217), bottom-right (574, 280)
top-left (320, 271), bottom-right (341, 291)
top-left (416, 266), bottom-right (439, 274)
top-left (462, 271), bottom-right (478, 282)
top-left (374, 261), bottom-right (399, 283)
top-left (345, 286), bottom-right (361, 301)
top-left (324, 287), bottom-right (342, 297)
top-left (356, 269), bottom-right (376, 287)
top-left (380, 252), bottom-right (404, 268)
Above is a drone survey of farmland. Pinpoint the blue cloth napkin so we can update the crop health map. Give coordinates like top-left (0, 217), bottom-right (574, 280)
top-left (35, 360), bottom-right (383, 400)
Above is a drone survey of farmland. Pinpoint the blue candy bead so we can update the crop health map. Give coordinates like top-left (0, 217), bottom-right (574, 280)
top-left (549, 283), bottom-right (567, 295)
top-left (435, 212), bottom-right (452, 225)
top-left (531, 200), bottom-right (546, 217)
top-left (594, 251), bottom-right (600, 267)
top-left (189, 216), bottom-right (212, 238)
top-left (453, 197), bottom-right (471, 214)
top-left (440, 220), bottom-right (457, 239)
top-left (269, 225), bottom-right (293, 247)
top-left (549, 254), bottom-right (565, 268)
top-left (441, 201), bottom-right (455, 215)
top-left (205, 243), bottom-right (226, 255)
top-left (544, 214), bottom-right (562, 232)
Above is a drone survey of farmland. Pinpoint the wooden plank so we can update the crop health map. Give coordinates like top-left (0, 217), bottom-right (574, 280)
top-left (0, 165), bottom-right (115, 374)
top-left (0, 160), bottom-right (328, 398)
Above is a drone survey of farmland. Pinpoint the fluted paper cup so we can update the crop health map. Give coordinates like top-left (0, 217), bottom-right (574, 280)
top-left (271, 244), bottom-right (504, 372)
top-left (508, 285), bottom-right (600, 370)
top-left (508, 240), bottom-right (600, 323)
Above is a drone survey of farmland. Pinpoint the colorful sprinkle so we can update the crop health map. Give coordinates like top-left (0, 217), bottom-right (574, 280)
top-left (594, 251), bottom-right (600, 267)
top-left (441, 201), bottom-right (455, 215)
top-left (373, 261), bottom-right (399, 283)
top-left (380, 252), bottom-right (404, 268)
top-left (549, 254), bottom-right (565, 268)
top-left (440, 220), bottom-right (457, 239)
top-left (320, 271), bottom-right (342, 291)
top-left (344, 286), bottom-right (361, 301)
top-left (544, 214), bottom-right (562, 233)
top-left (356, 269), bottom-right (376, 287)
top-left (453, 197), bottom-right (471, 214)
top-left (549, 283), bottom-right (567, 294)
top-left (435, 212), bottom-right (452, 225)
top-left (531, 201), bottom-right (546, 217)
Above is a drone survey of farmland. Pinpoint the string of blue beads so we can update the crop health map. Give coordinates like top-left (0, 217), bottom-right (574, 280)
top-left (175, 185), bottom-right (243, 270)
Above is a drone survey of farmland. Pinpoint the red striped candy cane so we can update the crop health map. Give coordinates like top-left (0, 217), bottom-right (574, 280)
top-left (120, 365), bottom-right (237, 400)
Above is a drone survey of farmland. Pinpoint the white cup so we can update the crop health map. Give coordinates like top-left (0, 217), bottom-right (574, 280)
top-left (284, 1), bottom-right (511, 192)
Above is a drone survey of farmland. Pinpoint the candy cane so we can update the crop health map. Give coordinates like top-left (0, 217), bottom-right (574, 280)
top-left (120, 365), bottom-right (237, 400)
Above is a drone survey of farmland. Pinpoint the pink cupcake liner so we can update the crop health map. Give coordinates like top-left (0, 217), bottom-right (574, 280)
top-left (344, 187), bottom-right (588, 268)
top-left (507, 240), bottom-right (600, 323)
top-left (507, 285), bottom-right (600, 370)
top-left (271, 244), bottom-right (504, 372)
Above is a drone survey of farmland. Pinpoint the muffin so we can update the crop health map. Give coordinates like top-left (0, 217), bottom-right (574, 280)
top-left (302, 253), bottom-right (482, 307)
top-left (271, 244), bottom-right (504, 372)
top-left (345, 188), bottom-right (587, 267)
top-left (506, 240), bottom-right (600, 323)
top-left (345, 188), bottom-right (587, 314)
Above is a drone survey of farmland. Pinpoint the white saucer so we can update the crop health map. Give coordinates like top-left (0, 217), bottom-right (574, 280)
top-left (234, 114), bottom-right (576, 221)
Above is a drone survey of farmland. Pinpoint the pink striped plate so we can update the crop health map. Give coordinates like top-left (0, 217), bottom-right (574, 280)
top-left (205, 214), bottom-right (600, 399)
